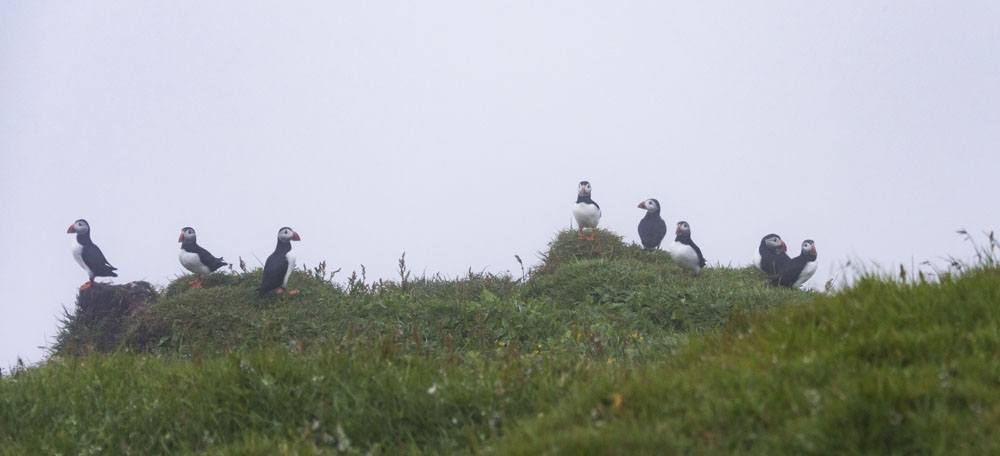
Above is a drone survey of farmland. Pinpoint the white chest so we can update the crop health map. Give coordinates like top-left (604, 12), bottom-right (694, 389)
top-left (573, 203), bottom-right (602, 228)
top-left (179, 250), bottom-right (211, 275)
top-left (669, 242), bottom-right (702, 273)
top-left (283, 252), bottom-right (296, 287)
top-left (795, 260), bottom-right (818, 288)
top-left (72, 241), bottom-right (90, 275)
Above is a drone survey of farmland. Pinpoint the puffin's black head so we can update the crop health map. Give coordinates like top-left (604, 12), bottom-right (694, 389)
top-left (676, 221), bottom-right (691, 236)
top-left (760, 234), bottom-right (786, 253)
top-left (637, 198), bottom-right (660, 214)
top-left (577, 181), bottom-right (592, 197)
top-left (800, 239), bottom-right (817, 258)
top-left (277, 226), bottom-right (301, 242)
top-left (67, 219), bottom-right (90, 234)
top-left (179, 227), bottom-right (196, 243)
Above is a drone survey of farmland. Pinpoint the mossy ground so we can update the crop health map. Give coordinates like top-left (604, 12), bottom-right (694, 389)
top-left (3, 229), bottom-right (995, 454)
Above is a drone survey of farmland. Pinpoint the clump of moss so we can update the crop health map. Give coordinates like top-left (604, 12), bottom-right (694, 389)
top-left (161, 271), bottom-right (248, 299)
top-left (534, 229), bottom-right (647, 275)
top-left (52, 282), bottom-right (156, 355)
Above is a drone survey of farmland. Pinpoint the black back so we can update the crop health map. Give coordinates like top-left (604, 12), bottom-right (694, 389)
top-left (638, 210), bottom-right (666, 250)
top-left (770, 251), bottom-right (817, 287)
top-left (77, 232), bottom-right (118, 278)
top-left (758, 235), bottom-right (791, 275)
top-left (181, 240), bottom-right (228, 272)
top-left (257, 240), bottom-right (292, 295)
top-left (675, 233), bottom-right (706, 267)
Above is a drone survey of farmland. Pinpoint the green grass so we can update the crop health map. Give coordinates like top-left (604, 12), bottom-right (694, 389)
top-left (53, 229), bottom-right (806, 362)
top-left (494, 267), bottom-right (1000, 454)
top-left (3, 229), bottom-right (997, 454)
top-left (1, 347), bottom-right (595, 454)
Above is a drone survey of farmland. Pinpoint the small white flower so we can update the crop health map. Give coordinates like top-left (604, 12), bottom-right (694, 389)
top-left (427, 383), bottom-right (438, 395)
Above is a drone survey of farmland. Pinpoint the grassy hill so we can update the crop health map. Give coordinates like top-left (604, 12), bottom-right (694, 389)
top-left (2, 229), bottom-right (997, 454)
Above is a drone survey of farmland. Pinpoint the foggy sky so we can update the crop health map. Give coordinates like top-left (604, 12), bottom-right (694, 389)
top-left (2, 1), bottom-right (998, 368)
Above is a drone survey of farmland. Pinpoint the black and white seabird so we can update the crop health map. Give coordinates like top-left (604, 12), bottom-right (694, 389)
top-left (771, 239), bottom-right (818, 288)
top-left (178, 227), bottom-right (228, 288)
top-left (667, 221), bottom-right (706, 274)
top-left (756, 234), bottom-right (790, 275)
top-left (637, 198), bottom-right (667, 250)
top-left (257, 227), bottom-right (301, 296)
top-left (572, 181), bottom-right (601, 240)
top-left (67, 219), bottom-right (118, 290)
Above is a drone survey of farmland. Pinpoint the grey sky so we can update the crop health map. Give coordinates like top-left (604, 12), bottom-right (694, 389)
top-left (2, 2), bottom-right (998, 368)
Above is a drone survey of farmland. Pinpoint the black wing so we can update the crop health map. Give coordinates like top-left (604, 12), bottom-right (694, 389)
top-left (192, 244), bottom-right (227, 272)
top-left (759, 251), bottom-right (791, 275)
top-left (689, 241), bottom-right (706, 267)
top-left (82, 243), bottom-right (118, 277)
top-left (638, 217), bottom-right (667, 250)
top-left (257, 252), bottom-right (289, 295)
top-left (771, 256), bottom-right (806, 287)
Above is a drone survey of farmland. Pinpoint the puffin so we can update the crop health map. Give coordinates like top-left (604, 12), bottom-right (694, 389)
top-left (667, 221), bottom-right (706, 274)
top-left (178, 227), bottom-right (228, 288)
top-left (637, 198), bottom-right (667, 250)
top-left (572, 181), bottom-right (601, 240)
top-left (257, 227), bottom-right (301, 296)
top-left (771, 239), bottom-right (818, 288)
top-left (756, 233), bottom-right (790, 275)
top-left (66, 219), bottom-right (118, 290)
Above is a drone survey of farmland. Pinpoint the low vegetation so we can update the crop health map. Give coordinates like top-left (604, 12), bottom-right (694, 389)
top-left (2, 229), bottom-right (996, 454)
top-left (51, 229), bottom-right (806, 362)
top-left (496, 266), bottom-right (1000, 454)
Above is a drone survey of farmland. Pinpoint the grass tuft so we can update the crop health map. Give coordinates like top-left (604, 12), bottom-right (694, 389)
top-left (51, 281), bottom-right (156, 356)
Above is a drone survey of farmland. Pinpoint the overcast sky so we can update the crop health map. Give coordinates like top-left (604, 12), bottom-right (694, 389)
top-left (2, 2), bottom-right (997, 368)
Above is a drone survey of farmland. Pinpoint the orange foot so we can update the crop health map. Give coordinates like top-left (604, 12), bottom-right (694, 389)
top-left (288, 289), bottom-right (300, 296)
top-left (80, 281), bottom-right (93, 291)
top-left (588, 232), bottom-right (597, 241)
top-left (276, 288), bottom-right (285, 294)
top-left (189, 277), bottom-right (204, 289)
top-left (578, 231), bottom-right (586, 240)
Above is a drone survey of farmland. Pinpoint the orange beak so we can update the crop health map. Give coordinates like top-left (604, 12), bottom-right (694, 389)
top-left (67, 224), bottom-right (76, 233)
top-left (638, 201), bottom-right (647, 209)
top-left (178, 233), bottom-right (185, 242)
top-left (291, 231), bottom-right (301, 241)
top-left (780, 241), bottom-right (787, 252)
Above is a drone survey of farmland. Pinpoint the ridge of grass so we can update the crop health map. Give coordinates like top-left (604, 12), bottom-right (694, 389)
top-left (50, 229), bottom-right (807, 361)
top-left (8, 229), bottom-right (996, 453)
top-left (493, 267), bottom-right (1000, 454)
